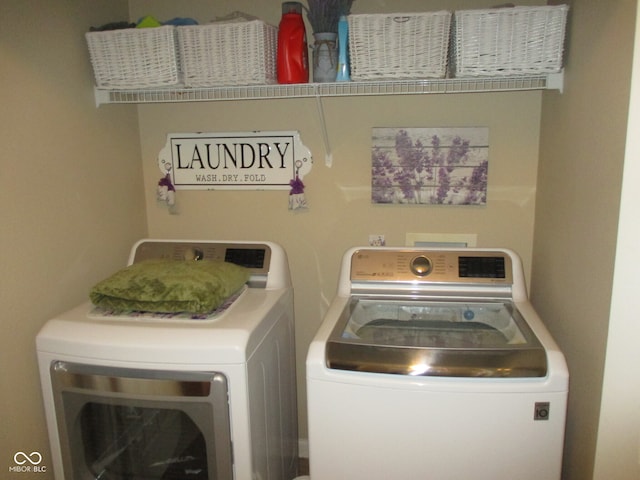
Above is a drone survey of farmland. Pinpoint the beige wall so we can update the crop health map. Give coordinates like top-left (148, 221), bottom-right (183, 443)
top-left (594, 4), bottom-right (640, 477)
top-left (0, 1), bottom-right (147, 474)
top-left (131, 0), bottom-right (545, 443)
top-left (533, 0), bottom-right (635, 479)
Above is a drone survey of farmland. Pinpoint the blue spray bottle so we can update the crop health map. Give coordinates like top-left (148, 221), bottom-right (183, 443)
top-left (336, 15), bottom-right (350, 82)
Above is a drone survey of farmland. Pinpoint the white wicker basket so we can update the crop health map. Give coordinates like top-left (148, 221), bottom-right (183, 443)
top-left (86, 26), bottom-right (180, 89)
top-left (348, 12), bottom-right (451, 81)
top-left (452, 5), bottom-right (569, 77)
top-left (177, 20), bottom-right (277, 87)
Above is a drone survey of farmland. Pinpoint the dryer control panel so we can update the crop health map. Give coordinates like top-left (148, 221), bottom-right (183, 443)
top-left (350, 249), bottom-right (513, 285)
top-left (129, 240), bottom-right (272, 288)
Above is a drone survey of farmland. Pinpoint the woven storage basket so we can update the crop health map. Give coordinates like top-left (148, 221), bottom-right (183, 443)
top-left (348, 12), bottom-right (451, 80)
top-left (452, 5), bottom-right (569, 77)
top-left (177, 20), bottom-right (277, 87)
top-left (86, 25), bottom-right (180, 89)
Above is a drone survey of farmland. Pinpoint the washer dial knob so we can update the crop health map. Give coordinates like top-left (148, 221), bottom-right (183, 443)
top-left (410, 255), bottom-right (433, 276)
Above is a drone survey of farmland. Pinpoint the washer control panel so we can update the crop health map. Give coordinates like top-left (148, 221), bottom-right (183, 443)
top-left (350, 249), bottom-right (513, 284)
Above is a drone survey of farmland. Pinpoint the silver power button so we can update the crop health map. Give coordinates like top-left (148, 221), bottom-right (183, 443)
top-left (410, 255), bottom-right (433, 276)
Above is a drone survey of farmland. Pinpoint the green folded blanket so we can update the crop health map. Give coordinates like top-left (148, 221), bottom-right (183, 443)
top-left (90, 259), bottom-right (250, 314)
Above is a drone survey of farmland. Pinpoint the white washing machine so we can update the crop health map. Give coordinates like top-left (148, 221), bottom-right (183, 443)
top-left (37, 239), bottom-right (298, 480)
top-left (307, 247), bottom-right (568, 480)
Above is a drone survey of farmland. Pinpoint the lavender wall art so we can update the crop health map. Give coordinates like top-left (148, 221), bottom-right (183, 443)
top-left (371, 127), bottom-right (489, 205)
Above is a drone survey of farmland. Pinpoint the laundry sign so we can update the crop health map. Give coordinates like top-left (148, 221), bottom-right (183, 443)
top-left (158, 131), bottom-right (313, 190)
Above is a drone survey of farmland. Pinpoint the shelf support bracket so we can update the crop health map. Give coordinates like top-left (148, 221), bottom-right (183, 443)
top-left (314, 92), bottom-right (333, 167)
top-left (94, 87), bottom-right (110, 107)
top-left (546, 71), bottom-right (564, 93)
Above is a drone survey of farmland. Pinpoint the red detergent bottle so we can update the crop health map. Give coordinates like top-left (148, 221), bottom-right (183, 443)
top-left (277, 1), bottom-right (309, 83)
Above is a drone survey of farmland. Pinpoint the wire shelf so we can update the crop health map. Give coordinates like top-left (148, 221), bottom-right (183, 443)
top-left (94, 72), bottom-right (563, 106)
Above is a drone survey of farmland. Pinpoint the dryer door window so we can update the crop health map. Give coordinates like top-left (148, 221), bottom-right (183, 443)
top-left (79, 403), bottom-right (207, 479)
top-left (51, 362), bottom-right (233, 480)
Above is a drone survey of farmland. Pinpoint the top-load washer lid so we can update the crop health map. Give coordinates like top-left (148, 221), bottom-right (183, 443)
top-left (326, 297), bottom-right (547, 378)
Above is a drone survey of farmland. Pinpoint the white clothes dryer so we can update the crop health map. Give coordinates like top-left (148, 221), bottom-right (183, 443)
top-left (307, 247), bottom-right (568, 480)
top-left (37, 239), bottom-right (298, 480)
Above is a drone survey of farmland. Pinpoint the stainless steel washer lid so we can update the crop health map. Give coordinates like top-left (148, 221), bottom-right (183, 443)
top-left (326, 297), bottom-right (547, 377)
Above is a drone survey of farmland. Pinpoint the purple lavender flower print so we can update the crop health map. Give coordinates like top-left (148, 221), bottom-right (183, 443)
top-left (371, 128), bottom-right (489, 205)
